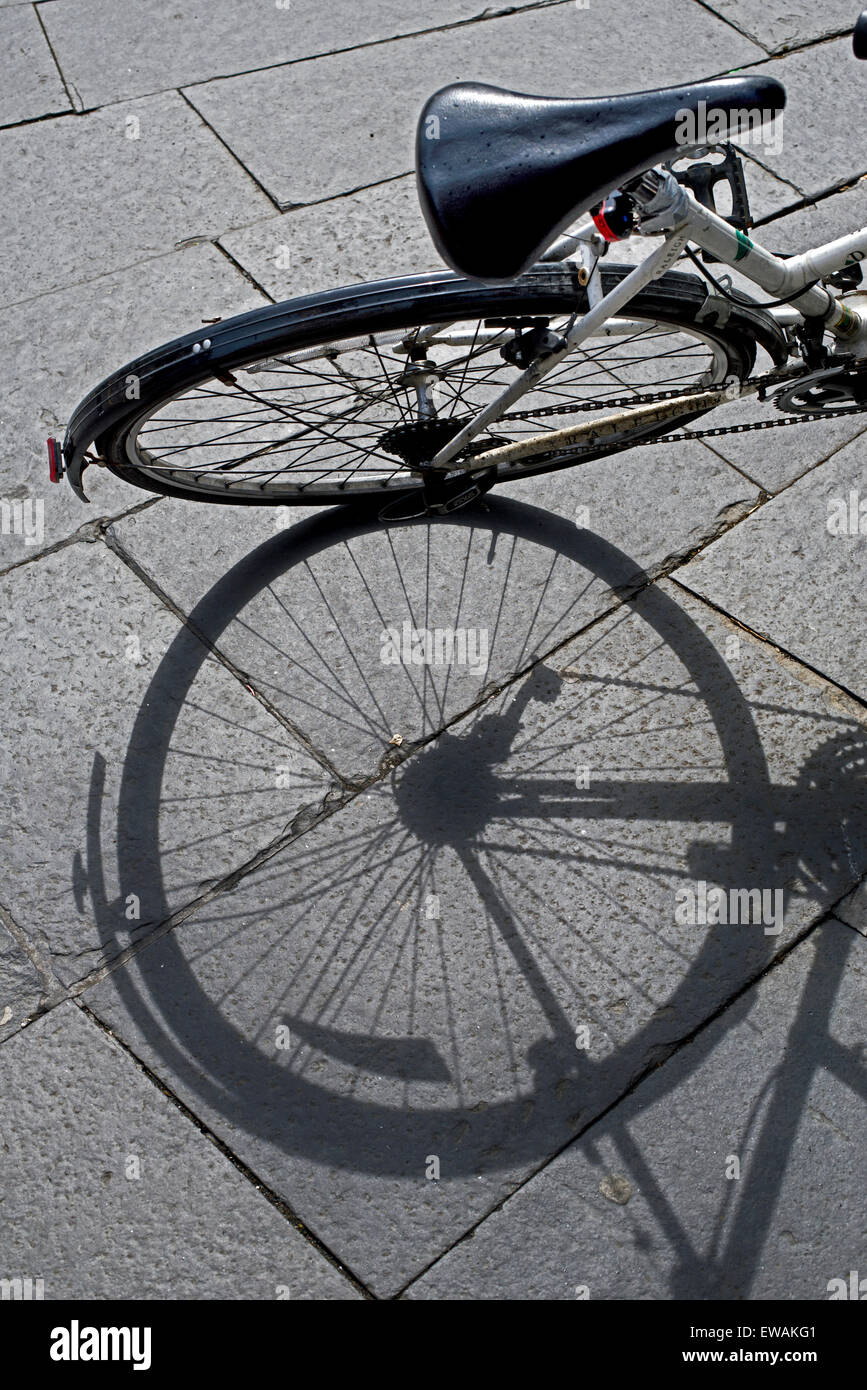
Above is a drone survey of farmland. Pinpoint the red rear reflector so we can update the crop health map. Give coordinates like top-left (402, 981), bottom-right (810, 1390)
top-left (47, 437), bottom-right (63, 483)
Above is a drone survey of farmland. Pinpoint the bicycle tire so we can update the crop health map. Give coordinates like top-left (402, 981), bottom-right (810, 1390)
top-left (64, 265), bottom-right (787, 506)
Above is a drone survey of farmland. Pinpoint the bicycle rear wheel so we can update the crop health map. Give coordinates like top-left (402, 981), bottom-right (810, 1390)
top-left (66, 265), bottom-right (785, 506)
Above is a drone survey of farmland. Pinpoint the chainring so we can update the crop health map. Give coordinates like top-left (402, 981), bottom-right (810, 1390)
top-left (773, 361), bottom-right (867, 414)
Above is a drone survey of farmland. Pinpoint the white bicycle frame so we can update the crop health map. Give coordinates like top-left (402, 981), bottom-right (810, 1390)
top-left (426, 167), bottom-right (867, 472)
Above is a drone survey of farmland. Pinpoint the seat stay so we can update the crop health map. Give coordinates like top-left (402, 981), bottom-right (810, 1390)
top-left (430, 225), bottom-right (692, 470)
top-left (428, 172), bottom-right (867, 472)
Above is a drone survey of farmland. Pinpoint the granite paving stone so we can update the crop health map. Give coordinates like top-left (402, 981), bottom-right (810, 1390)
top-left (0, 91), bottom-right (273, 306)
top-left (0, 912), bottom-right (48, 1042)
top-left (0, 1001), bottom-right (360, 1298)
top-left (677, 439), bottom-right (867, 700)
top-left (184, 0), bottom-right (762, 208)
top-left (689, 397), bottom-right (867, 497)
top-left (404, 919), bottom-right (867, 1299)
top-left (759, 173), bottom-right (867, 249)
top-left (0, 539), bottom-right (330, 985)
top-left (702, 0), bottom-right (856, 54)
top-left (39, 0), bottom-right (565, 109)
top-left (836, 874), bottom-right (867, 936)
top-left (741, 38), bottom-right (867, 196)
top-left (82, 578), bottom-right (867, 1293)
top-left (219, 174), bottom-right (440, 299)
top-left (0, 3), bottom-right (70, 126)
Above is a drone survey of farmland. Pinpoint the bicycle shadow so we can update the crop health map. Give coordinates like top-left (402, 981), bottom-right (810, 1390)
top-left (77, 495), bottom-right (867, 1296)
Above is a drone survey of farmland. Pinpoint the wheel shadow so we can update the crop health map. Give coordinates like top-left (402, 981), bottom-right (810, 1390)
top-left (77, 495), bottom-right (867, 1296)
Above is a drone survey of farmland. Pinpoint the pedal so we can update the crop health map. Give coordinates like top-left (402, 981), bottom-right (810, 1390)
top-left (378, 485), bottom-right (483, 523)
top-left (378, 468), bottom-right (496, 523)
top-left (674, 145), bottom-right (752, 264)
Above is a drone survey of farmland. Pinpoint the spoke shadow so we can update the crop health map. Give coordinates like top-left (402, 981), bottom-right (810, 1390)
top-left (78, 495), bottom-right (867, 1295)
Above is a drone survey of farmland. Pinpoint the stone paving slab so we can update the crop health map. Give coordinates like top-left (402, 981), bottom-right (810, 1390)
top-left (741, 38), bottom-right (867, 196)
top-left (0, 1000), bottom-right (359, 1298)
top-left (219, 174), bottom-right (439, 299)
top-left (0, 913), bottom-right (45, 1043)
top-left (185, 0), bottom-right (762, 208)
top-left (677, 438), bottom-right (867, 700)
top-left (0, 538), bottom-right (330, 989)
top-left (39, 0), bottom-right (562, 109)
top-left (0, 3), bottom-right (70, 126)
top-left (836, 875), bottom-right (867, 936)
top-left (0, 243), bottom-right (266, 570)
top-left (0, 91), bottom-right (272, 306)
top-left (404, 918), bottom-right (867, 1299)
top-left (82, 578), bottom-right (867, 1294)
top-left (704, 0), bottom-right (856, 54)
top-left (691, 397), bottom-right (867, 496)
top-left (105, 444), bottom-right (758, 783)
top-left (760, 174), bottom-right (867, 247)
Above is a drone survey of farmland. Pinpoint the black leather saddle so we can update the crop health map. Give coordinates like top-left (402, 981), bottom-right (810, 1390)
top-left (416, 76), bottom-right (785, 281)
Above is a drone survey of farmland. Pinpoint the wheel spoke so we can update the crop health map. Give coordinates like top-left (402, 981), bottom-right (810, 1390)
top-left (125, 305), bottom-right (730, 497)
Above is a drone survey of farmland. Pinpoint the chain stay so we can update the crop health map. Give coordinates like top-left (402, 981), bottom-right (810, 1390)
top-left (501, 365), bottom-right (867, 445)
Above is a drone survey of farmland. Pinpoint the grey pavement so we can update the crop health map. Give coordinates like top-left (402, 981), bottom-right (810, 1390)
top-left (0, 1001), bottom-right (359, 1298)
top-left (81, 579), bottom-right (867, 1294)
top-left (1, 0), bottom-right (866, 1302)
top-left (703, 0), bottom-right (856, 54)
top-left (0, 242), bottom-right (266, 567)
top-left (677, 438), bottom-right (867, 699)
top-left (739, 38), bottom-right (867, 196)
top-left (0, 4), bottom-right (70, 125)
top-left (184, 1), bottom-right (762, 208)
top-left (405, 919), bottom-right (867, 1299)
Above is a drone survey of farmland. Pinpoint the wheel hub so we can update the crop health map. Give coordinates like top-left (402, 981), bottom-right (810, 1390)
top-left (380, 416), bottom-right (506, 468)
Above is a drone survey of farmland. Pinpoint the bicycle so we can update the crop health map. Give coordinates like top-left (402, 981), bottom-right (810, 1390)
top-left (48, 11), bottom-right (867, 522)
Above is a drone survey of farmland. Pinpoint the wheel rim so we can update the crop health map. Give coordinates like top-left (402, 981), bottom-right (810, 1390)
top-left (120, 313), bottom-right (733, 500)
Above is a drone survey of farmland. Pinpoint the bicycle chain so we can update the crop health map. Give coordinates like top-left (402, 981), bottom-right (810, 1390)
top-left (501, 365), bottom-right (867, 446)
